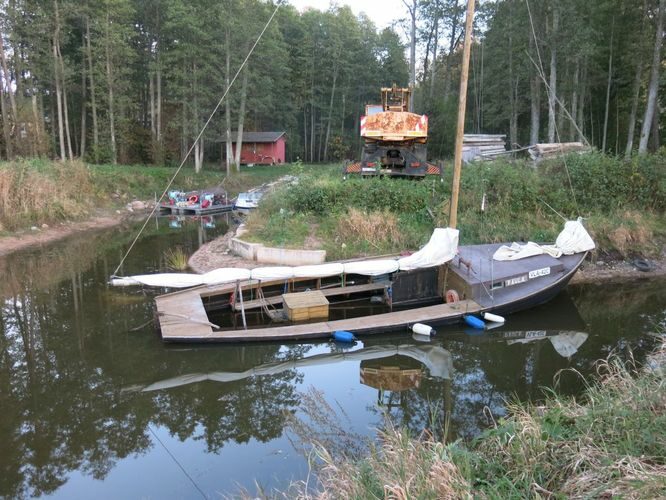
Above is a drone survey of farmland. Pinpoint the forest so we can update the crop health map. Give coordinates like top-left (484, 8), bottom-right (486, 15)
top-left (0, 0), bottom-right (663, 169)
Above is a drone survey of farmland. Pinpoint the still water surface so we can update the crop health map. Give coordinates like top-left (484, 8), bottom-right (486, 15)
top-left (0, 216), bottom-right (663, 499)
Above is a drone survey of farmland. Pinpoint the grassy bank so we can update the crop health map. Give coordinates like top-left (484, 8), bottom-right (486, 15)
top-left (244, 152), bottom-right (666, 260)
top-left (288, 340), bottom-right (666, 499)
top-left (0, 158), bottom-right (305, 232)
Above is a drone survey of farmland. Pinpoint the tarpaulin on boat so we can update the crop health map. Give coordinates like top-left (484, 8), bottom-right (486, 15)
top-left (398, 227), bottom-right (459, 271)
top-left (493, 219), bottom-right (595, 261)
top-left (292, 263), bottom-right (344, 278)
top-left (250, 267), bottom-right (295, 281)
top-left (343, 259), bottom-right (400, 276)
top-left (110, 268), bottom-right (252, 288)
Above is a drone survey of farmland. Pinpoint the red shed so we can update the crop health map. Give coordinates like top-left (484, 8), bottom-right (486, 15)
top-left (224, 131), bottom-right (286, 165)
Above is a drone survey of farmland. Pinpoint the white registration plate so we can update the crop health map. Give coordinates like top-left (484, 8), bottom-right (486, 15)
top-left (529, 267), bottom-right (551, 279)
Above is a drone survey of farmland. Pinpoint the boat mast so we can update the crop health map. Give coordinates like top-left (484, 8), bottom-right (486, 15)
top-left (450, 0), bottom-right (476, 229)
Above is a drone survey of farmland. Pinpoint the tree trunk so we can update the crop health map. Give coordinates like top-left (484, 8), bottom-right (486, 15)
top-left (31, 94), bottom-right (43, 156)
top-left (323, 57), bottom-right (339, 161)
top-left (404, 0), bottom-right (417, 111)
top-left (0, 30), bottom-right (17, 124)
top-left (570, 60), bottom-right (579, 142)
top-left (576, 60), bottom-right (587, 142)
top-left (529, 31), bottom-right (540, 145)
top-left (224, 28), bottom-right (233, 173)
top-left (443, 2), bottom-right (460, 100)
top-left (149, 71), bottom-right (155, 139)
top-left (53, 38), bottom-right (66, 160)
top-left (302, 105), bottom-right (307, 161)
top-left (80, 52), bottom-right (87, 159)
top-left (57, 38), bottom-right (74, 160)
top-left (625, 69), bottom-right (644, 156)
top-left (547, 6), bottom-right (559, 143)
top-left (638, 0), bottom-right (666, 154)
top-left (429, 16), bottom-right (439, 103)
top-left (234, 68), bottom-right (249, 169)
top-left (105, 12), bottom-right (117, 164)
top-left (0, 82), bottom-right (11, 159)
top-left (85, 17), bottom-right (99, 162)
top-left (601, 21), bottom-right (614, 152)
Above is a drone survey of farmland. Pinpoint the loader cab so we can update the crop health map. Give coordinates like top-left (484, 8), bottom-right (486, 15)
top-left (381, 84), bottom-right (411, 112)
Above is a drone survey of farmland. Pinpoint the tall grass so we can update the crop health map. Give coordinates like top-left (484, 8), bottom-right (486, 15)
top-left (284, 341), bottom-right (666, 499)
top-left (244, 152), bottom-right (666, 258)
top-left (0, 159), bottom-right (94, 230)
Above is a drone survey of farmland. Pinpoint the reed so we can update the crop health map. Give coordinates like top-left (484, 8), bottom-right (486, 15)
top-left (0, 159), bottom-right (94, 230)
top-left (278, 340), bottom-right (666, 499)
top-left (163, 246), bottom-right (190, 271)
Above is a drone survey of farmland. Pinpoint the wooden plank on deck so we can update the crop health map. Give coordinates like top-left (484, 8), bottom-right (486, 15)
top-left (161, 299), bottom-right (481, 343)
top-left (155, 291), bottom-right (213, 338)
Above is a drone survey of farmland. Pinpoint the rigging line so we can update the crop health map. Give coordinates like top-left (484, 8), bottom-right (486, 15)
top-left (112, 3), bottom-right (281, 277)
top-left (524, 0), bottom-right (580, 216)
top-left (148, 425), bottom-right (208, 500)
top-left (537, 196), bottom-right (568, 222)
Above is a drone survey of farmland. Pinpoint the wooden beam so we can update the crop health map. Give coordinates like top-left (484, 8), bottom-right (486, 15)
top-left (450, 0), bottom-right (476, 229)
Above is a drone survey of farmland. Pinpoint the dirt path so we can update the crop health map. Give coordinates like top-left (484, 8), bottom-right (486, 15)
top-left (0, 215), bottom-right (124, 257)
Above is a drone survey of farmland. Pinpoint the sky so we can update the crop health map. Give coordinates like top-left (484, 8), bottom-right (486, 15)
top-left (288, 0), bottom-right (408, 30)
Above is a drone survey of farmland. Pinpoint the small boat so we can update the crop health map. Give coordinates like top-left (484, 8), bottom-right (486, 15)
top-left (112, 219), bottom-right (594, 343)
top-left (234, 191), bottom-right (263, 211)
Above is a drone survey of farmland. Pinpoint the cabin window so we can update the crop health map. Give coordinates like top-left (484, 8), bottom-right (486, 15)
top-left (491, 281), bottom-right (504, 290)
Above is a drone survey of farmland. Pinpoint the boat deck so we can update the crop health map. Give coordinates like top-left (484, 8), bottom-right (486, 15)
top-left (156, 288), bottom-right (480, 342)
top-left (159, 203), bottom-right (234, 215)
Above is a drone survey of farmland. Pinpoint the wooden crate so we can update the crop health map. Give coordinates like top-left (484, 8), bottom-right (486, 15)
top-left (282, 290), bottom-right (329, 322)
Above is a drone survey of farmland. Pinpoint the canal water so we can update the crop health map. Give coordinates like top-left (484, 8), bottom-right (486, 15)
top-left (0, 217), bottom-right (663, 499)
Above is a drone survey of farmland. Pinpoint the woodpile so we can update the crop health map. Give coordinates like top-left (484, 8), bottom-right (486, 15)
top-left (528, 142), bottom-right (592, 161)
top-left (462, 134), bottom-right (508, 162)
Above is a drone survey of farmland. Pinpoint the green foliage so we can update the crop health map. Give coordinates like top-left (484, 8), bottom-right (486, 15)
top-left (244, 153), bottom-right (666, 258)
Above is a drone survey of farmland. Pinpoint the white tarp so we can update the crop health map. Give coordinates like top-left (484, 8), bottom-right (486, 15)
top-left (398, 227), bottom-right (459, 271)
top-left (493, 219), bottom-right (595, 261)
top-left (250, 266), bottom-right (295, 281)
top-left (201, 268), bottom-right (251, 285)
top-left (553, 219), bottom-right (596, 255)
top-left (343, 259), bottom-right (400, 276)
top-left (292, 263), bottom-right (344, 278)
top-left (110, 273), bottom-right (205, 288)
top-left (111, 227), bottom-right (462, 287)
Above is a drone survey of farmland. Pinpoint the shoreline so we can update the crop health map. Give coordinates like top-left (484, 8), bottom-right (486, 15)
top-left (3, 213), bottom-right (664, 286)
top-left (0, 213), bottom-right (125, 257)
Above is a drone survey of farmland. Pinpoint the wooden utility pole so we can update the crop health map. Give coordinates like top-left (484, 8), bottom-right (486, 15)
top-left (450, 0), bottom-right (475, 229)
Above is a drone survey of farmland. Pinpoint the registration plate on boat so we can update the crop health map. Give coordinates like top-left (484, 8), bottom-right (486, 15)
top-left (529, 267), bottom-right (551, 279)
top-left (505, 275), bottom-right (528, 287)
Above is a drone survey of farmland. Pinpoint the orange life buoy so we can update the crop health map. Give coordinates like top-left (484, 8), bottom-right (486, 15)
top-left (187, 195), bottom-right (199, 204)
top-left (445, 289), bottom-right (460, 303)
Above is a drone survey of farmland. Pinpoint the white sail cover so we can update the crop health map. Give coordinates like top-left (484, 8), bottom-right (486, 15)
top-left (110, 273), bottom-right (206, 288)
top-left (201, 268), bottom-right (251, 284)
top-left (250, 266), bottom-right (295, 281)
top-left (398, 227), bottom-right (459, 271)
top-left (343, 259), bottom-right (399, 276)
top-left (553, 219), bottom-right (596, 255)
top-left (493, 219), bottom-right (595, 261)
top-left (111, 227), bottom-right (461, 288)
top-left (292, 263), bottom-right (344, 278)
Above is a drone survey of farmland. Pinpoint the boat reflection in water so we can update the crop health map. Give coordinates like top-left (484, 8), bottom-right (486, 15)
top-left (503, 330), bottom-right (589, 358)
top-left (127, 344), bottom-right (453, 393)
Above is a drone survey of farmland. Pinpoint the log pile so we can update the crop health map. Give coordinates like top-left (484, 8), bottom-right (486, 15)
top-left (528, 142), bottom-right (592, 161)
top-left (462, 134), bottom-right (508, 162)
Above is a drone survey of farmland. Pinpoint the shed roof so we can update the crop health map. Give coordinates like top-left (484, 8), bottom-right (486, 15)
top-left (220, 131), bottom-right (286, 143)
